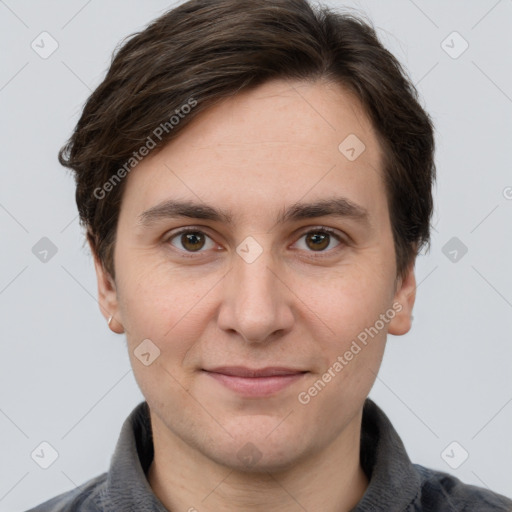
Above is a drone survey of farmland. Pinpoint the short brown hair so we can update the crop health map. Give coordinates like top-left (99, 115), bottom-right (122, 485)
top-left (59, 0), bottom-right (435, 283)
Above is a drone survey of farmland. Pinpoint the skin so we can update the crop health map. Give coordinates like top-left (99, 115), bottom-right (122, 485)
top-left (92, 78), bottom-right (416, 512)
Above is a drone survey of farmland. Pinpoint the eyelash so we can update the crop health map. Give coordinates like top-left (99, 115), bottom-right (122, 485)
top-left (165, 226), bottom-right (346, 258)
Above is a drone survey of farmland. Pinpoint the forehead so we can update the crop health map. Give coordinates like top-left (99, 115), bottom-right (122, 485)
top-left (120, 79), bottom-right (386, 225)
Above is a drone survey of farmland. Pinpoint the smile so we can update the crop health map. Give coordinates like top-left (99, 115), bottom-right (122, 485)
top-left (202, 366), bottom-right (308, 397)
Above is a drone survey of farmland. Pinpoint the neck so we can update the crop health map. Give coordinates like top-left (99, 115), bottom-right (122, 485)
top-left (147, 410), bottom-right (369, 512)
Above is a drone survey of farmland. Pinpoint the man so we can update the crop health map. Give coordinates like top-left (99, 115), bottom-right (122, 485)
top-left (28, 0), bottom-right (512, 510)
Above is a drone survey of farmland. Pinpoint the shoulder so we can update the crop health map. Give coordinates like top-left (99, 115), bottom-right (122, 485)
top-left (412, 464), bottom-right (512, 511)
top-left (24, 472), bottom-right (107, 512)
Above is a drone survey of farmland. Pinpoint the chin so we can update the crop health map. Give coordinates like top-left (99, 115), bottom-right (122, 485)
top-left (203, 426), bottom-right (311, 474)
top-left (210, 443), bottom-right (306, 475)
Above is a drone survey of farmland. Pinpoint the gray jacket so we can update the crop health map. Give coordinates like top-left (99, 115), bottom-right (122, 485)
top-left (26, 399), bottom-right (512, 511)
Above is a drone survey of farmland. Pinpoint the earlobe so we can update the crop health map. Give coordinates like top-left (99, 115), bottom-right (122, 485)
top-left (388, 261), bottom-right (416, 336)
top-left (92, 252), bottom-right (125, 334)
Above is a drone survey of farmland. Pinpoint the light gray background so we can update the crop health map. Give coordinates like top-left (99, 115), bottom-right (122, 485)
top-left (1, 1), bottom-right (511, 510)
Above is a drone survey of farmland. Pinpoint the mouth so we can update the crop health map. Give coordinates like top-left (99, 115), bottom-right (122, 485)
top-left (202, 366), bottom-right (308, 397)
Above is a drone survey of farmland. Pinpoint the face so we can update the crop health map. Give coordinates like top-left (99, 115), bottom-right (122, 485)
top-left (94, 79), bottom-right (416, 472)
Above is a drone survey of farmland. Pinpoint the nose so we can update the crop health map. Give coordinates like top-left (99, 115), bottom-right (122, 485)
top-left (217, 244), bottom-right (294, 344)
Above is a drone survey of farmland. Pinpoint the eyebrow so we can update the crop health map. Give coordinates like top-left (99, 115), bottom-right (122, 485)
top-left (137, 197), bottom-right (371, 229)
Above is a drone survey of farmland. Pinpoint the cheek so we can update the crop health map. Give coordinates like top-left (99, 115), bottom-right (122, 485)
top-left (295, 290), bottom-right (388, 422)
top-left (294, 334), bottom-right (385, 447)
top-left (293, 259), bottom-right (395, 341)
top-left (116, 265), bottom-right (232, 405)
top-left (290, 260), bottom-right (393, 397)
top-left (116, 254), bottom-right (217, 337)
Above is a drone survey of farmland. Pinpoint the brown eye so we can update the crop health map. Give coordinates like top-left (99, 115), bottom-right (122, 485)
top-left (305, 232), bottom-right (330, 251)
top-left (181, 232), bottom-right (205, 251)
top-left (294, 229), bottom-right (342, 253)
top-left (169, 230), bottom-right (215, 253)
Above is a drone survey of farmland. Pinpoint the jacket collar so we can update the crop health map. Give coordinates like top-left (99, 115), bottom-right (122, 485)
top-left (354, 399), bottom-right (420, 510)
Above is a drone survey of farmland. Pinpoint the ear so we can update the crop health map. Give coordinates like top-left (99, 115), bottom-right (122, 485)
top-left (387, 260), bottom-right (416, 336)
top-left (90, 246), bottom-right (125, 335)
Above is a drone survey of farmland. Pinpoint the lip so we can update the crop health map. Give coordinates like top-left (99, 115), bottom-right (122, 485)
top-left (202, 366), bottom-right (307, 397)
top-left (205, 366), bottom-right (306, 377)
